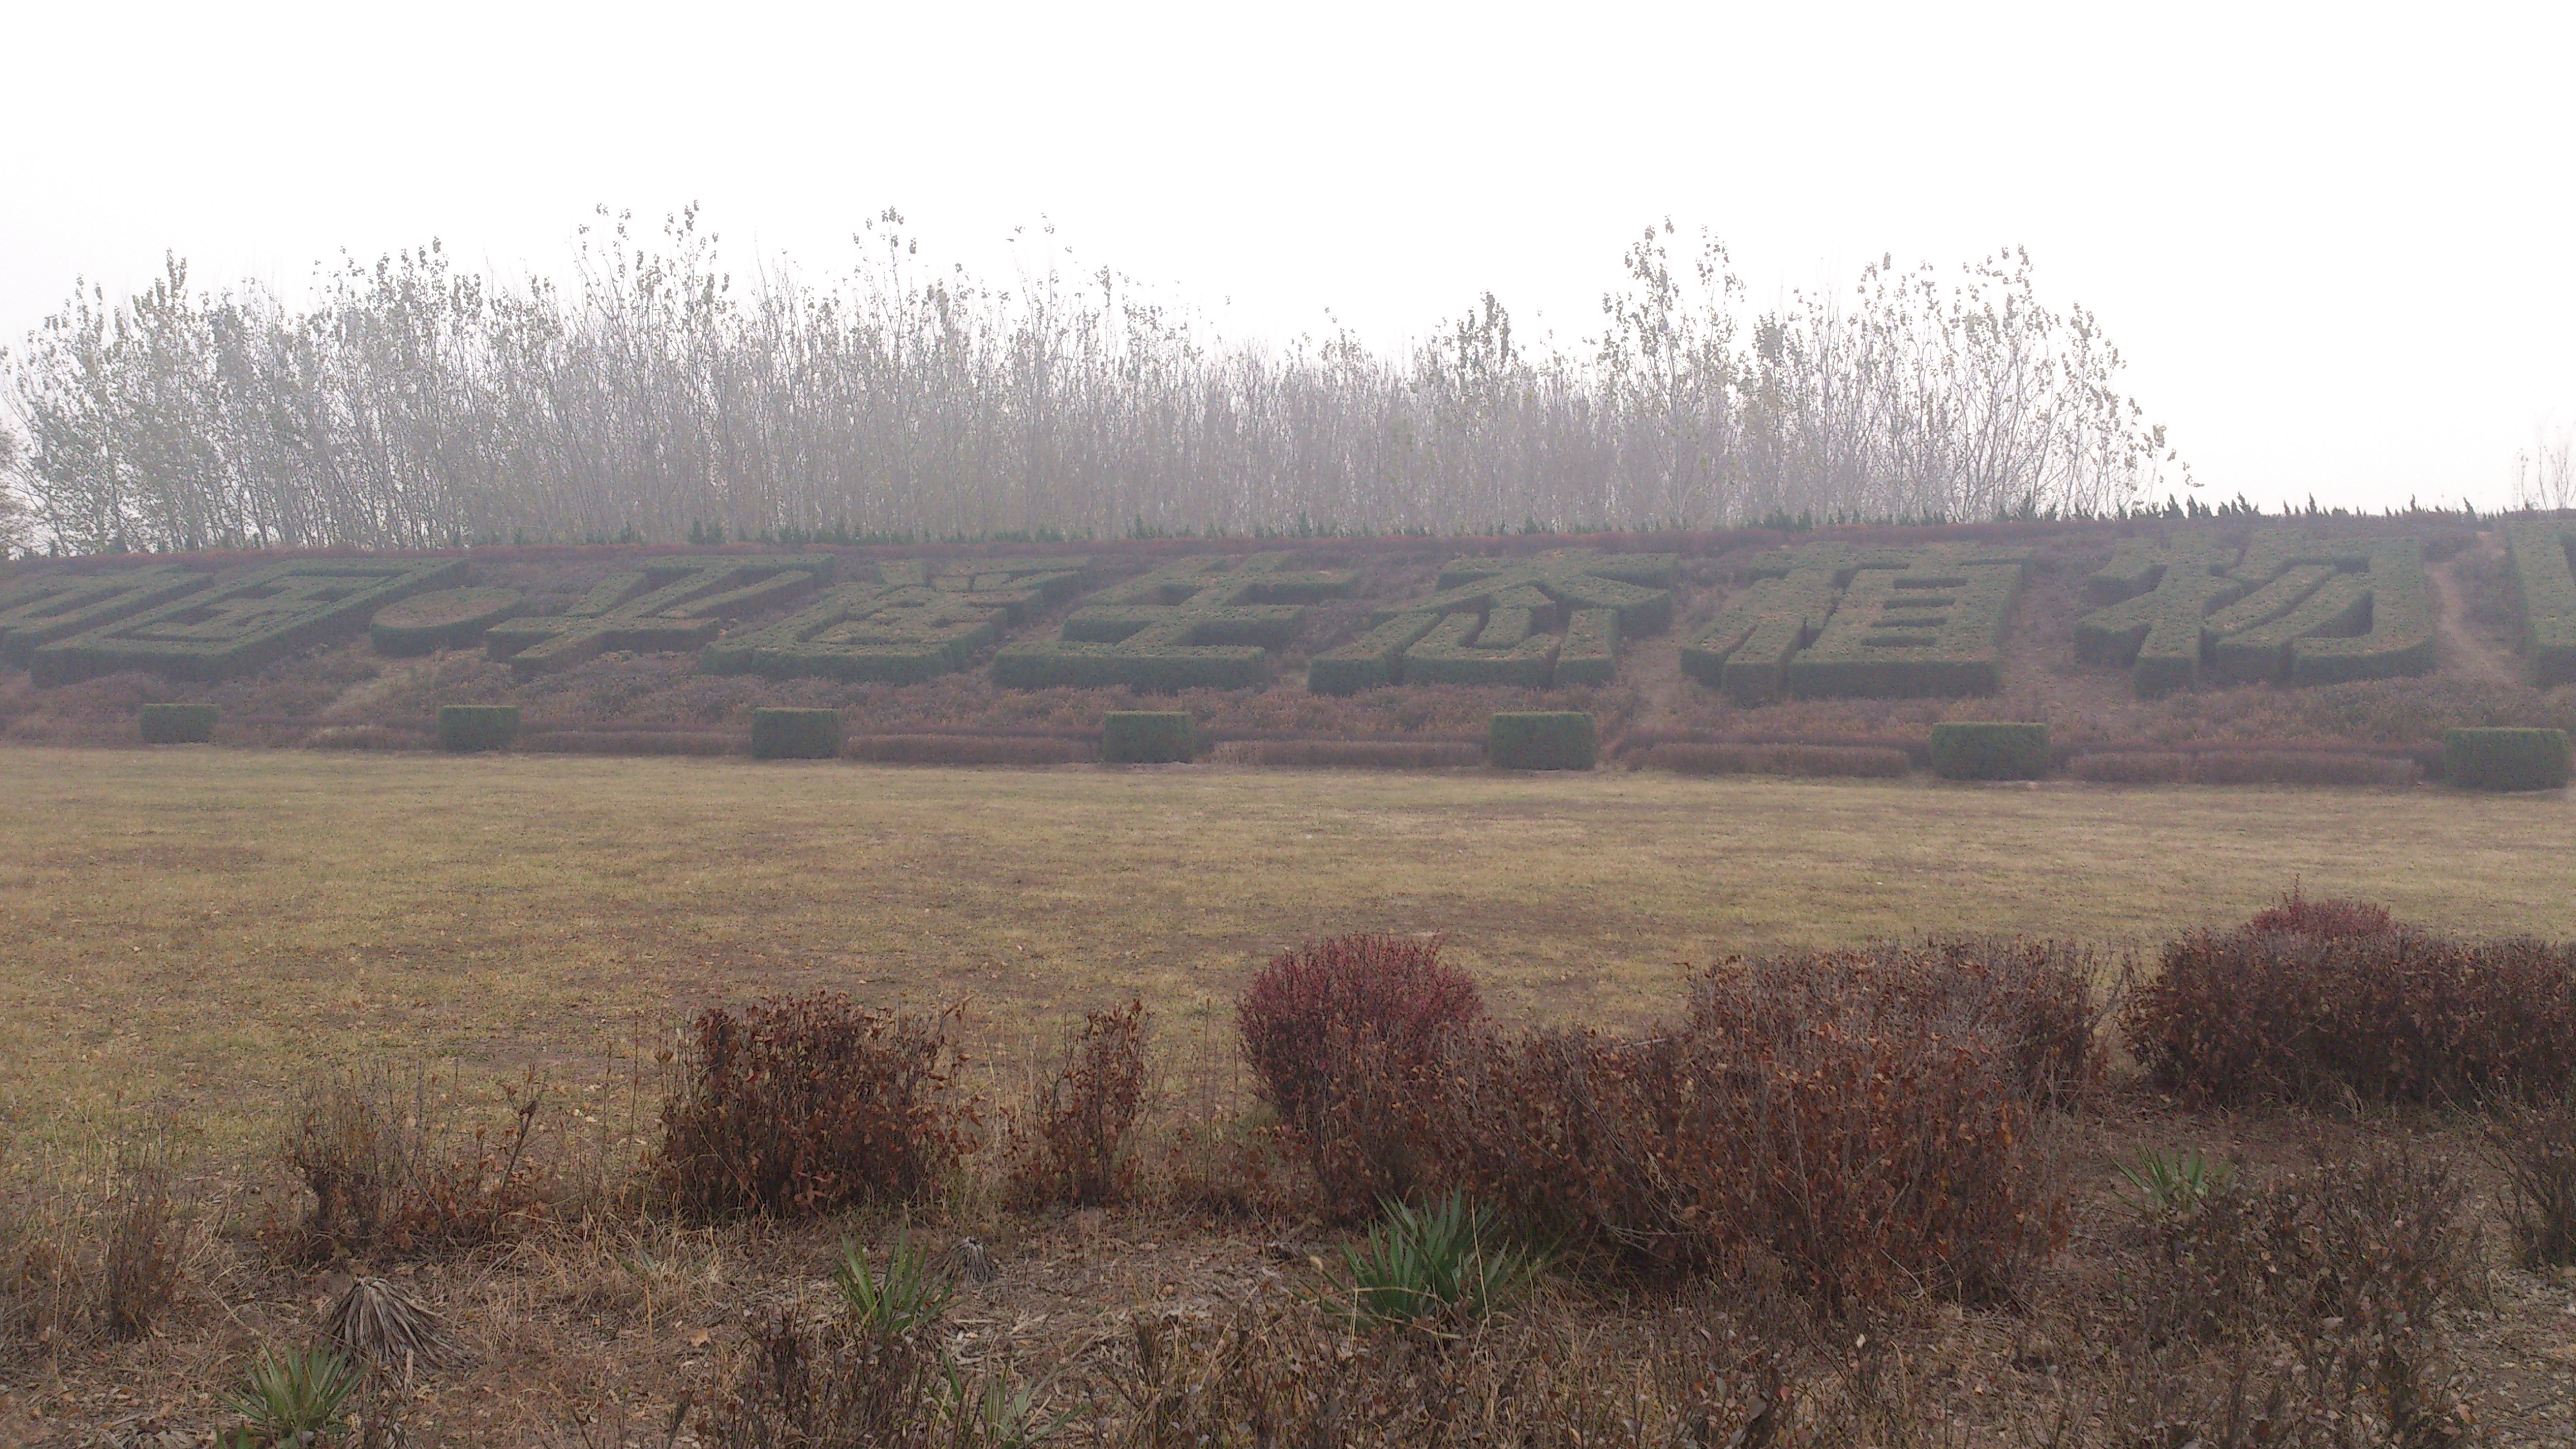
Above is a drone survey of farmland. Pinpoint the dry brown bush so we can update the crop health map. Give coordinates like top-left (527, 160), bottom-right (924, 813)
top-left (285, 1064), bottom-right (569, 1260)
top-left (1638, 741), bottom-right (1913, 778)
top-left (1005, 1001), bottom-right (1152, 1209)
top-left (658, 996), bottom-right (975, 1220)
top-left (2126, 925), bottom-right (2576, 1107)
top-left (1425, 941), bottom-right (2091, 1308)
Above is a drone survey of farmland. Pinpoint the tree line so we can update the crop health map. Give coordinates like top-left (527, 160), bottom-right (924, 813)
top-left (0, 208), bottom-right (2183, 556)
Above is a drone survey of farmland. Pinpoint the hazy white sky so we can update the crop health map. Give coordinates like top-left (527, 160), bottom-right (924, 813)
top-left (5, 1), bottom-right (2570, 512)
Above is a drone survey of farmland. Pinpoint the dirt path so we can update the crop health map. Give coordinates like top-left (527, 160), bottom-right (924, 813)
top-left (1622, 627), bottom-right (1688, 735)
top-left (2427, 533), bottom-right (2518, 685)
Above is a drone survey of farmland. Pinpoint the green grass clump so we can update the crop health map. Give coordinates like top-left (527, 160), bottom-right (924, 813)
top-left (1101, 712), bottom-right (1195, 764)
top-left (138, 703), bottom-right (217, 744)
top-left (2443, 728), bottom-right (2570, 791)
top-left (1929, 722), bottom-right (2049, 781)
top-left (1338, 1194), bottom-right (1543, 1332)
top-left (437, 704), bottom-right (520, 753)
top-left (222, 1347), bottom-right (363, 1446)
top-left (1487, 712), bottom-right (1595, 770)
top-left (832, 1233), bottom-right (953, 1338)
top-left (750, 707), bottom-right (844, 761)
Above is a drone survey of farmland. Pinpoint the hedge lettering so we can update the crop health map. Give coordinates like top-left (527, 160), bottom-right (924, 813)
top-left (706, 557), bottom-right (1088, 683)
top-left (1309, 553), bottom-right (1673, 693)
top-left (996, 553), bottom-right (1351, 690)
top-left (32, 559), bottom-right (464, 685)
top-left (486, 556), bottom-right (835, 675)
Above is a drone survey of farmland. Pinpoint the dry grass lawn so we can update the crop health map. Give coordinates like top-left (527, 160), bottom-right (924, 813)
top-left (1, 744), bottom-right (2570, 1148)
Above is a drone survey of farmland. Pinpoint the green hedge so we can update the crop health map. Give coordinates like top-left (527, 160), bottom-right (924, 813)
top-left (1784, 559), bottom-right (2026, 698)
top-left (1551, 608), bottom-right (1621, 685)
top-left (2288, 542), bottom-right (2435, 685)
top-left (32, 559), bottom-right (466, 685)
top-left (1407, 554), bottom-right (1677, 634)
top-left (751, 707), bottom-right (845, 760)
top-left (1929, 721), bottom-right (2049, 781)
top-left (1681, 569), bottom-right (1835, 705)
top-left (437, 704), bottom-right (520, 753)
top-left (0, 564), bottom-right (216, 667)
top-left (1488, 712), bottom-right (1596, 770)
top-left (138, 703), bottom-right (217, 744)
top-left (2072, 539), bottom-right (2249, 697)
top-left (2508, 522), bottom-right (2576, 688)
top-left (710, 558), bottom-right (1088, 683)
top-left (2209, 573), bottom-right (2371, 685)
top-left (1307, 612), bottom-right (1439, 694)
top-left (489, 556), bottom-right (834, 675)
top-left (2443, 728), bottom-right (2570, 791)
top-left (370, 586), bottom-right (524, 656)
top-left (1101, 711), bottom-right (1196, 763)
top-left (1398, 609), bottom-right (1558, 687)
top-left (998, 553), bottom-right (1347, 692)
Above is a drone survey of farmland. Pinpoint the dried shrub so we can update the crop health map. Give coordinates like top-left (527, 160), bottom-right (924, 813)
top-left (101, 1137), bottom-right (184, 1340)
top-left (288, 1066), bottom-right (555, 1257)
top-left (520, 728), bottom-right (738, 756)
top-left (2118, 1145), bottom-right (2482, 1445)
top-left (697, 1307), bottom-right (947, 1448)
top-left (1007, 1001), bottom-right (1151, 1209)
top-left (2184, 750), bottom-right (2421, 787)
top-left (1432, 942), bottom-right (2085, 1309)
top-left (2067, 750), bottom-right (2188, 783)
top-left (659, 995), bottom-right (973, 1220)
top-left (844, 734), bottom-right (1088, 766)
top-left (1638, 742), bottom-right (1912, 778)
top-left (1236, 935), bottom-right (1483, 1217)
top-left (2126, 927), bottom-right (2576, 1106)
top-left (1244, 739), bottom-right (1482, 769)
top-left (2244, 882), bottom-right (2398, 939)
top-left (2490, 1092), bottom-right (2576, 1267)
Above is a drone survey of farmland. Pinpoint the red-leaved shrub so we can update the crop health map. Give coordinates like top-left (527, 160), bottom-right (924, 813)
top-left (658, 995), bottom-right (973, 1219)
top-left (1236, 934), bottom-right (1482, 1215)
top-left (2127, 927), bottom-right (2576, 1106)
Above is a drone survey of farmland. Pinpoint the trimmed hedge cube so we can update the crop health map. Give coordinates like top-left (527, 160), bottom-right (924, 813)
top-left (1101, 712), bottom-right (1196, 764)
top-left (2443, 728), bottom-right (2570, 791)
top-left (1928, 721), bottom-right (2049, 781)
top-left (437, 704), bottom-right (520, 753)
top-left (751, 707), bottom-right (845, 761)
top-left (1488, 712), bottom-right (1596, 770)
top-left (138, 703), bottom-right (217, 744)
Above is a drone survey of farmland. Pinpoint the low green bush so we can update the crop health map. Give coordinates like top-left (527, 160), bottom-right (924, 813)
top-left (1781, 556), bottom-right (2029, 699)
top-left (138, 702), bottom-right (217, 743)
top-left (2443, 727), bottom-right (2570, 791)
top-left (488, 556), bottom-right (834, 675)
top-left (1488, 712), bottom-right (1595, 770)
top-left (1929, 721), bottom-right (2049, 781)
top-left (368, 586), bottom-right (524, 656)
top-left (751, 707), bottom-right (844, 761)
top-left (1101, 712), bottom-right (1195, 763)
top-left (437, 704), bottom-right (520, 753)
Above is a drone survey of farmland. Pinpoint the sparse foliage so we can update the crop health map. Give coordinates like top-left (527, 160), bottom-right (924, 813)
top-left (0, 214), bottom-right (2182, 552)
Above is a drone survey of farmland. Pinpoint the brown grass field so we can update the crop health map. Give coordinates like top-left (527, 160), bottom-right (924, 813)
top-left (2, 744), bottom-right (2571, 1148)
top-left (7, 746), bottom-right (2576, 1446)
